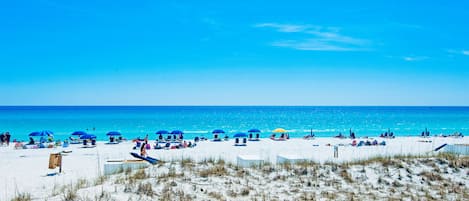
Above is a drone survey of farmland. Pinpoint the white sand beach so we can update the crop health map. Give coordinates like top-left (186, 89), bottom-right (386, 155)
top-left (1, 136), bottom-right (468, 200)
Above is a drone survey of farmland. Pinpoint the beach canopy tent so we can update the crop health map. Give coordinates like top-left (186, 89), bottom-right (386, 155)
top-left (71, 131), bottom-right (87, 136)
top-left (106, 131), bottom-right (122, 143)
top-left (171, 130), bottom-right (184, 135)
top-left (80, 134), bottom-right (97, 146)
top-left (212, 129), bottom-right (225, 134)
top-left (106, 131), bottom-right (121, 136)
top-left (248, 129), bottom-right (261, 141)
top-left (167, 130), bottom-right (183, 141)
top-left (156, 130), bottom-right (170, 141)
top-left (234, 132), bottom-right (248, 146)
top-left (80, 134), bottom-right (97, 140)
top-left (233, 132), bottom-right (247, 138)
top-left (212, 129), bottom-right (225, 141)
top-left (156, 130), bottom-right (170, 135)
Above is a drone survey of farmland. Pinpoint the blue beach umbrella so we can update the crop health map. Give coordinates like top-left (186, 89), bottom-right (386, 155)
top-left (106, 131), bottom-right (121, 136)
top-left (29, 131), bottom-right (44, 137)
top-left (71, 131), bottom-right (87, 136)
top-left (80, 134), bottom-right (97, 140)
top-left (40, 130), bottom-right (54, 136)
top-left (212, 129), bottom-right (225, 134)
top-left (233, 132), bottom-right (247, 138)
top-left (248, 129), bottom-right (261, 133)
top-left (171, 130), bottom-right (184, 135)
top-left (156, 130), bottom-right (170, 135)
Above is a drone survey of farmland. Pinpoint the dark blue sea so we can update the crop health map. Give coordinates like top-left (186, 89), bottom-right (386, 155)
top-left (1, 106), bottom-right (468, 141)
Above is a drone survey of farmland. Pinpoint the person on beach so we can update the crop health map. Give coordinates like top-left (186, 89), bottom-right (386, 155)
top-left (5, 132), bottom-right (11, 146)
top-left (140, 135), bottom-right (148, 157)
top-left (0, 133), bottom-right (4, 146)
top-left (28, 137), bottom-right (35, 145)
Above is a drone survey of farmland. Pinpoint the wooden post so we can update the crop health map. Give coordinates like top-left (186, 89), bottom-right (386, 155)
top-left (334, 145), bottom-right (338, 158)
top-left (58, 153), bottom-right (62, 173)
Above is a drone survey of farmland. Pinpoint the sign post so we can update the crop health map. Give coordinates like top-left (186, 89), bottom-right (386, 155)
top-left (49, 153), bottom-right (62, 173)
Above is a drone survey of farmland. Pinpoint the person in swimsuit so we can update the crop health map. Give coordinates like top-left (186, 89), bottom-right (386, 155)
top-left (140, 135), bottom-right (148, 157)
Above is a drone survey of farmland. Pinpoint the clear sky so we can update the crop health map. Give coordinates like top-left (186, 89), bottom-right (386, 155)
top-left (1, 1), bottom-right (468, 106)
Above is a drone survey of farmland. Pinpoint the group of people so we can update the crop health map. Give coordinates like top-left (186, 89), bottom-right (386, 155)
top-left (380, 131), bottom-right (395, 138)
top-left (0, 132), bottom-right (12, 146)
top-left (351, 139), bottom-right (386, 146)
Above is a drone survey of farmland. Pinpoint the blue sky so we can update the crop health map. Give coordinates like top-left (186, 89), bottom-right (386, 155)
top-left (1, 0), bottom-right (468, 105)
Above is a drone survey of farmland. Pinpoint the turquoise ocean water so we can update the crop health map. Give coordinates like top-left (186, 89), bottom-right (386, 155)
top-left (0, 106), bottom-right (468, 141)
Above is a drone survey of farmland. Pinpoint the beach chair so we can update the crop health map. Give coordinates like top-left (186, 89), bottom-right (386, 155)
top-left (379, 141), bottom-right (386, 146)
top-left (213, 134), bottom-right (221, 142)
top-left (357, 141), bottom-right (365, 147)
top-left (154, 143), bottom-right (162, 149)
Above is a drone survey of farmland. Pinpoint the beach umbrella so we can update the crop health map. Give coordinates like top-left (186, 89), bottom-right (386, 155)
top-left (170, 130), bottom-right (184, 135)
top-left (156, 130), bottom-right (169, 135)
top-left (233, 132), bottom-right (247, 138)
top-left (40, 130), bottom-right (54, 136)
top-left (106, 131), bottom-right (121, 136)
top-left (71, 131), bottom-right (87, 136)
top-left (80, 134), bottom-right (97, 140)
top-left (212, 129), bottom-right (225, 134)
top-left (29, 131), bottom-right (44, 137)
top-left (273, 128), bottom-right (287, 133)
top-left (248, 129), bottom-right (261, 133)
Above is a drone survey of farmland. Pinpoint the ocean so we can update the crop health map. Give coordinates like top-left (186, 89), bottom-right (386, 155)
top-left (0, 106), bottom-right (468, 141)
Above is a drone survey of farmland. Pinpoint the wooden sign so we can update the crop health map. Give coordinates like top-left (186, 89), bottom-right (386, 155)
top-left (49, 153), bottom-right (62, 173)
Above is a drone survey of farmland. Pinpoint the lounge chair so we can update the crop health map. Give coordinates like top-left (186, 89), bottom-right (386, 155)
top-left (357, 141), bottom-right (365, 147)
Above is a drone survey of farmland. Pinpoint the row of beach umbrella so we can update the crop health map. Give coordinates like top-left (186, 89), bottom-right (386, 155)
top-left (28, 128), bottom-right (288, 140)
top-left (29, 130), bottom-right (123, 140)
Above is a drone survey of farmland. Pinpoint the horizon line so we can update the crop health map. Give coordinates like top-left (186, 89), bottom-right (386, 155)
top-left (1, 105), bottom-right (469, 107)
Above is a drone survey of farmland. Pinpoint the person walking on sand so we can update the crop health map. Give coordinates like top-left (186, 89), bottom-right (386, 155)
top-left (5, 132), bottom-right (11, 146)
